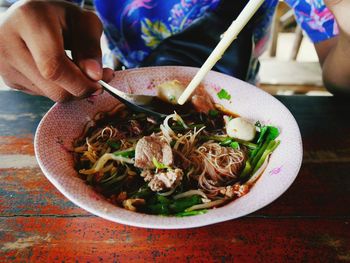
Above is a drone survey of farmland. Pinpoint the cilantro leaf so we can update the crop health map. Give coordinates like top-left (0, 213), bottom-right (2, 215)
top-left (217, 89), bottom-right (231, 100)
top-left (152, 157), bottom-right (169, 169)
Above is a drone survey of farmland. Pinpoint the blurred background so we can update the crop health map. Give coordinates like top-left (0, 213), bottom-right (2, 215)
top-left (0, 0), bottom-right (331, 96)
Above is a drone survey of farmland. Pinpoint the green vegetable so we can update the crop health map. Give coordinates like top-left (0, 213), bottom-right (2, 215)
top-left (252, 140), bottom-right (280, 174)
top-left (240, 138), bottom-right (280, 181)
top-left (250, 125), bottom-right (279, 160)
top-left (148, 203), bottom-right (170, 215)
top-left (156, 195), bottom-right (172, 205)
top-left (257, 126), bottom-right (279, 144)
top-left (239, 160), bottom-right (252, 180)
top-left (113, 149), bottom-right (135, 158)
top-left (146, 195), bottom-right (171, 215)
top-left (175, 209), bottom-right (208, 217)
top-left (250, 139), bottom-right (271, 169)
top-left (152, 157), bottom-right (169, 170)
top-left (220, 138), bottom-right (233, 146)
top-left (217, 89), bottom-right (231, 100)
top-left (169, 195), bottom-right (202, 213)
top-left (230, 141), bottom-right (240, 149)
top-left (131, 185), bottom-right (153, 199)
top-left (107, 140), bottom-right (121, 150)
top-left (145, 195), bottom-right (203, 215)
top-left (208, 109), bottom-right (219, 117)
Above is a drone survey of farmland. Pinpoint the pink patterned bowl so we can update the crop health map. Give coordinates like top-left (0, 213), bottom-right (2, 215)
top-left (34, 66), bottom-right (302, 229)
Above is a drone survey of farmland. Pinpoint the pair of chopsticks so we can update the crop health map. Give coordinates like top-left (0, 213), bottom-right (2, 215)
top-left (177, 0), bottom-right (265, 105)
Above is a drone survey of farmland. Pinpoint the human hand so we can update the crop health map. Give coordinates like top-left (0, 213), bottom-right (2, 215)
top-left (0, 0), bottom-right (113, 102)
top-left (324, 0), bottom-right (350, 37)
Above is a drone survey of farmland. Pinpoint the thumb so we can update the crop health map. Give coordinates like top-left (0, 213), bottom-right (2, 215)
top-left (70, 9), bottom-right (104, 81)
top-left (79, 58), bottom-right (103, 81)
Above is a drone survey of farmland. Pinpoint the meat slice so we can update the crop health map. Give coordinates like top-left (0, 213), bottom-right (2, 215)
top-left (141, 169), bottom-right (184, 192)
top-left (191, 85), bottom-right (215, 113)
top-left (134, 135), bottom-right (173, 169)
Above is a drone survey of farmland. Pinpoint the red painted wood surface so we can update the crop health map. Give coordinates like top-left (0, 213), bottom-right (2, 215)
top-left (0, 92), bottom-right (349, 262)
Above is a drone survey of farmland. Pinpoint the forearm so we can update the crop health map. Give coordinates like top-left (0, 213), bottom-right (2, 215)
top-left (322, 34), bottom-right (350, 94)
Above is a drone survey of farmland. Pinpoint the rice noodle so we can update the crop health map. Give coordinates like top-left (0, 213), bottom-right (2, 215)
top-left (79, 153), bottom-right (134, 175)
top-left (188, 142), bottom-right (245, 198)
top-left (173, 189), bottom-right (208, 200)
top-left (185, 198), bottom-right (227, 211)
top-left (157, 188), bottom-right (176, 196)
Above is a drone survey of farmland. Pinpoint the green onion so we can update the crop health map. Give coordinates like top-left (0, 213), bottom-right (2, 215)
top-left (217, 89), bottom-right (231, 100)
top-left (152, 157), bottom-right (169, 169)
top-left (113, 148), bottom-right (135, 158)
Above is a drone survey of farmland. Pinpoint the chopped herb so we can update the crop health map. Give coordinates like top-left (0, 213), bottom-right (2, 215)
top-left (255, 121), bottom-right (262, 128)
top-left (217, 89), bottom-right (231, 100)
top-left (152, 157), bottom-right (169, 169)
top-left (168, 95), bottom-right (176, 102)
top-left (208, 109), bottom-right (219, 117)
top-left (230, 141), bottom-right (240, 149)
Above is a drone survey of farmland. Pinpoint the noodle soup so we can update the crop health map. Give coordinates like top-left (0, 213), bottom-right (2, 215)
top-left (73, 94), bottom-right (280, 216)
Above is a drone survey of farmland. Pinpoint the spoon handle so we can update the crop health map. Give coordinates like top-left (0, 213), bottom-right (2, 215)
top-left (177, 0), bottom-right (265, 105)
top-left (98, 80), bottom-right (130, 101)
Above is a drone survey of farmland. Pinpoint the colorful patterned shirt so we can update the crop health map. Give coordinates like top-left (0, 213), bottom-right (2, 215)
top-left (73, 0), bottom-right (338, 75)
top-left (285, 0), bottom-right (339, 43)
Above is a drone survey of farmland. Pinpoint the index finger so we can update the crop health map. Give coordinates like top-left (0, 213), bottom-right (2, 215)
top-left (16, 2), bottom-right (100, 97)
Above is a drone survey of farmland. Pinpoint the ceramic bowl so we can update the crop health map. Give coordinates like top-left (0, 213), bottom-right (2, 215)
top-left (34, 66), bottom-right (302, 229)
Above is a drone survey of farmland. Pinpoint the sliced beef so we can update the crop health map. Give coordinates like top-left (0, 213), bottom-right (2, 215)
top-left (191, 85), bottom-right (215, 113)
top-left (134, 135), bottom-right (173, 169)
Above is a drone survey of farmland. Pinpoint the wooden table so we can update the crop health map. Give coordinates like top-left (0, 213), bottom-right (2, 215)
top-left (0, 90), bottom-right (349, 262)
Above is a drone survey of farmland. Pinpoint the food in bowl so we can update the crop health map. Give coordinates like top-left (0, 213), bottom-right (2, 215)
top-left (72, 83), bottom-right (280, 216)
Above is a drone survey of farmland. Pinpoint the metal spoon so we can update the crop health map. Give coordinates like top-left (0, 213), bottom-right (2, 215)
top-left (98, 80), bottom-right (166, 118)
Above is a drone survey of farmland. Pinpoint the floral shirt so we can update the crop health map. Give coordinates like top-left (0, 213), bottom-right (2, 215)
top-left (285, 0), bottom-right (338, 43)
top-left (73, 0), bottom-right (338, 73)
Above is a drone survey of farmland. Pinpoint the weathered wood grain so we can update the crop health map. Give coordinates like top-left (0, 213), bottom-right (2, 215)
top-left (0, 217), bottom-right (349, 262)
